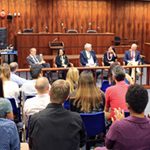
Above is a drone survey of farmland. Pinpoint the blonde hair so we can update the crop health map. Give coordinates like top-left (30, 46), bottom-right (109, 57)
top-left (66, 67), bottom-right (79, 93)
top-left (1, 63), bottom-right (11, 80)
top-left (74, 71), bottom-right (103, 112)
top-left (50, 80), bottom-right (70, 103)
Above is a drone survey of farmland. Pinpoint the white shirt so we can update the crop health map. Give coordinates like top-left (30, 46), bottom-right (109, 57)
top-left (85, 51), bottom-right (95, 66)
top-left (24, 93), bottom-right (50, 123)
top-left (20, 80), bottom-right (37, 100)
top-left (3, 80), bottom-right (20, 105)
top-left (10, 72), bottom-right (27, 86)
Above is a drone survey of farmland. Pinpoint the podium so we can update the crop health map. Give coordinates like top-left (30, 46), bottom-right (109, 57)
top-left (49, 40), bottom-right (64, 55)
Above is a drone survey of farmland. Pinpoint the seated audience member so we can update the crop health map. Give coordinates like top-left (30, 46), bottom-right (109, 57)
top-left (0, 98), bottom-right (20, 150)
top-left (80, 43), bottom-right (98, 67)
top-left (29, 80), bottom-right (86, 150)
top-left (66, 67), bottom-right (79, 96)
top-left (26, 48), bottom-right (50, 68)
top-left (101, 62), bottom-right (133, 93)
top-left (103, 46), bottom-right (117, 66)
top-left (55, 48), bottom-right (71, 68)
top-left (95, 84), bottom-right (150, 150)
top-left (1, 63), bottom-right (20, 105)
top-left (124, 43), bottom-right (141, 79)
top-left (109, 62), bottom-right (134, 85)
top-left (24, 77), bottom-right (50, 123)
top-left (21, 65), bottom-right (43, 100)
top-left (10, 62), bottom-right (27, 86)
top-left (105, 65), bottom-right (128, 120)
top-left (70, 71), bottom-right (105, 113)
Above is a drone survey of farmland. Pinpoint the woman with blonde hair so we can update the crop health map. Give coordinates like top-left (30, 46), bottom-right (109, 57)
top-left (66, 67), bottom-right (79, 95)
top-left (70, 71), bottom-right (105, 113)
top-left (0, 63), bottom-right (20, 106)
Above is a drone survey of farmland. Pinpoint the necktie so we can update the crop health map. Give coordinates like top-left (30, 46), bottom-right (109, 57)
top-left (33, 56), bottom-right (39, 63)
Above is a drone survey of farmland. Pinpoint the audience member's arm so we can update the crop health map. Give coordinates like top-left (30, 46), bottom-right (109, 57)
top-left (10, 121), bottom-right (20, 150)
top-left (125, 73), bottom-right (134, 85)
top-left (79, 118), bottom-right (87, 148)
top-left (29, 114), bottom-right (38, 149)
top-left (105, 122), bottom-right (118, 149)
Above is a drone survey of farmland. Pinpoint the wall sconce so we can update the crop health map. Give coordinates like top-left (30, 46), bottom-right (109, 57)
top-left (18, 12), bottom-right (21, 17)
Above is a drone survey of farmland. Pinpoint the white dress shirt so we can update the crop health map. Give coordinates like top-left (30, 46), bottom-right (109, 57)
top-left (3, 80), bottom-right (20, 105)
top-left (20, 80), bottom-right (37, 100)
top-left (85, 51), bottom-right (95, 66)
top-left (24, 93), bottom-right (50, 123)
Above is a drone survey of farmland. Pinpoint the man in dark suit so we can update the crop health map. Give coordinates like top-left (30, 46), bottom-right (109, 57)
top-left (29, 79), bottom-right (86, 150)
top-left (27, 48), bottom-right (51, 81)
top-left (124, 43), bottom-right (141, 79)
top-left (26, 48), bottom-right (50, 68)
top-left (80, 43), bottom-right (98, 67)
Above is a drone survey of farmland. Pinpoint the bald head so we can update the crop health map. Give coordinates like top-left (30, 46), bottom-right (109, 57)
top-left (10, 62), bottom-right (18, 72)
top-left (50, 80), bottom-right (70, 104)
top-left (35, 77), bottom-right (50, 94)
top-left (131, 43), bottom-right (137, 51)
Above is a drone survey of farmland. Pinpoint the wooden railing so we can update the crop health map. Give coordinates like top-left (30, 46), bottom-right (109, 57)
top-left (16, 64), bottom-right (150, 88)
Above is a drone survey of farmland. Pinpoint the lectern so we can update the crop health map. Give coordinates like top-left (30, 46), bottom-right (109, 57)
top-left (49, 40), bottom-right (64, 55)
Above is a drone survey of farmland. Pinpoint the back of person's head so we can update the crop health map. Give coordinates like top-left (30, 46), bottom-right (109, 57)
top-left (75, 71), bottom-right (103, 112)
top-left (30, 65), bottom-right (42, 79)
top-left (0, 98), bottom-right (13, 119)
top-left (112, 65), bottom-right (125, 81)
top-left (126, 84), bottom-right (148, 114)
top-left (66, 67), bottom-right (79, 92)
top-left (50, 79), bottom-right (70, 104)
top-left (35, 77), bottom-right (50, 94)
top-left (10, 62), bottom-right (18, 72)
top-left (1, 63), bottom-right (11, 80)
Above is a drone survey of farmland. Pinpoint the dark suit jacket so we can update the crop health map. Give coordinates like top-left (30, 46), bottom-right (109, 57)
top-left (55, 55), bottom-right (69, 67)
top-left (103, 52), bottom-right (117, 66)
top-left (29, 103), bottom-right (86, 150)
top-left (26, 55), bottom-right (41, 66)
top-left (124, 50), bottom-right (141, 65)
top-left (80, 50), bottom-right (98, 66)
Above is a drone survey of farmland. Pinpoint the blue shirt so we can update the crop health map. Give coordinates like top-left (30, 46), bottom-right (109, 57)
top-left (0, 118), bottom-right (20, 150)
top-left (10, 72), bottom-right (27, 86)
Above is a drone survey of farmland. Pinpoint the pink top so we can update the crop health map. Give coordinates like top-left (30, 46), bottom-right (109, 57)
top-left (105, 81), bottom-right (129, 120)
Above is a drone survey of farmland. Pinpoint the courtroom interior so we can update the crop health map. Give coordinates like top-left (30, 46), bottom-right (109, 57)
top-left (0, 0), bottom-right (150, 150)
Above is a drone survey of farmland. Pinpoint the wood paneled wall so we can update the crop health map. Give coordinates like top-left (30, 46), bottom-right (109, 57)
top-left (0, 0), bottom-right (150, 49)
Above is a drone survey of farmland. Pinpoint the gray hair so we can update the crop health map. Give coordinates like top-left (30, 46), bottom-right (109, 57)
top-left (84, 43), bottom-right (92, 49)
top-left (10, 62), bottom-right (18, 72)
top-left (112, 65), bottom-right (125, 81)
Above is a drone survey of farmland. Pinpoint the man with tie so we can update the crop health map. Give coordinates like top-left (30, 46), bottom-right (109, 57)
top-left (27, 48), bottom-right (50, 68)
top-left (124, 43), bottom-right (141, 80)
top-left (27, 48), bottom-right (51, 81)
